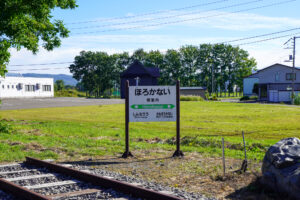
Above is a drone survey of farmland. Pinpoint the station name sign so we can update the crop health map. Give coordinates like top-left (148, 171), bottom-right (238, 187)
top-left (129, 86), bottom-right (176, 122)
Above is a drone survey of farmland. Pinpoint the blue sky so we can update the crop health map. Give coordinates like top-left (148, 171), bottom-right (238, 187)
top-left (8, 0), bottom-right (300, 74)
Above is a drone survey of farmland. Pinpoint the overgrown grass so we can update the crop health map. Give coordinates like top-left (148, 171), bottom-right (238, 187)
top-left (0, 102), bottom-right (300, 162)
top-left (180, 96), bottom-right (204, 101)
top-left (55, 89), bottom-right (86, 97)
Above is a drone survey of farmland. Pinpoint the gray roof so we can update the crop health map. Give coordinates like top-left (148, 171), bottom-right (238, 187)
top-left (120, 60), bottom-right (160, 78)
top-left (180, 87), bottom-right (206, 90)
top-left (247, 63), bottom-right (300, 78)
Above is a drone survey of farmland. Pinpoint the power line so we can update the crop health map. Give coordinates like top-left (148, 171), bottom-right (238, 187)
top-left (70, 0), bottom-right (263, 30)
top-left (8, 62), bottom-right (73, 67)
top-left (72, 0), bottom-right (295, 35)
top-left (8, 67), bottom-right (70, 72)
top-left (235, 32), bottom-right (300, 46)
top-left (7, 27), bottom-right (300, 70)
top-left (66, 0), bottom-right (230, 25)
top-left (220, 27), bottom-right (300, 44)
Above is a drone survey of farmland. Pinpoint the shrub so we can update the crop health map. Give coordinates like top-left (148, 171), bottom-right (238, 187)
top-left (180, 96), bottom-right (204, 101)
top-left (0, 120), bottom-right (12, 134)
top-left (249, 96), bottom-right (258, 101)
top-left (55, 89), bottom-right (86, 97)
top-left (240, 96), bottom-right (250, 101)
top-left (204, 93), bottom-right (218, 101)
top-left (295, 94), bottom-right (300, 105)
top-left (205, 92), bottom-right (210, 100)
top-left (210, 93), bottom-right (218, 101)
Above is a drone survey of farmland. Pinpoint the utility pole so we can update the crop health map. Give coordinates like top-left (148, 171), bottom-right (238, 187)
top-left (284, 36), bottom-right (299, 104)
top-left (292, 37), bottom-right (296, 104)
top-left (211, 64), bottom-right (214, 94)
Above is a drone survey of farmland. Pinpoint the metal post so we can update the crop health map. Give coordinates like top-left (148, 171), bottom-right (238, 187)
top-left (122, 80), bottom-right (133, 158)
top-left (242, 131), bottom-right (247, 161)
top-left (222, 138), bottom-right (225, 177)
top-left (173, 80), bottom-right (184, 157)
top-left (240, 131), bottom-right (248, 172)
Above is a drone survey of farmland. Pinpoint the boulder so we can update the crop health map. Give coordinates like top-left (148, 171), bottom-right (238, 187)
top-left (262, 137), bottom-right (300, 199)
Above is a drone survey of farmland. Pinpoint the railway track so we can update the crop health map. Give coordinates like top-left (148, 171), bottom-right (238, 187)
top-left (0, 157), bottom-right (183, 200)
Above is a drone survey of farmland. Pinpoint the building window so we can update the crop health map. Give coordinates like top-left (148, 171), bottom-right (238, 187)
top-left (12, 85), bottom-right (14, 89)
top-left (42, 85), bottom-right (51, 91)
top-left (25, 85), bottom-right (35, 92)
top-left (286, 73), bottom-right (296, 81)
top-left (7, 85), bottom-right (9, 89)
top-left (2, 85), bottom-right (4, 89)
top-left (18, 83), bottom-right (23, 90)
top-left (275, 72), bottom-right (279, 81)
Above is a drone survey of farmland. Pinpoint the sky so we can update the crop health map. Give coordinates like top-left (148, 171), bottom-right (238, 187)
top-left (7, 0), bottom-right (300, 74)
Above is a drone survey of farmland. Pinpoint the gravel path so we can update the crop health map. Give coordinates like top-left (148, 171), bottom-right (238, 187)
top-left (0, 97), bottom-right (124, 110)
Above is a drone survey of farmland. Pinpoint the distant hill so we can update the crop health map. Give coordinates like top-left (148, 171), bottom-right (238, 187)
top-left (6, 73), bottom-right (78, 86)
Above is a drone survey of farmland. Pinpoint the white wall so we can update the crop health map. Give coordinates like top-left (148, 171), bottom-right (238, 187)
top-left (0, 77), bottom-right (54, 99)
top-left (243, 78), bottom-right (259, 96)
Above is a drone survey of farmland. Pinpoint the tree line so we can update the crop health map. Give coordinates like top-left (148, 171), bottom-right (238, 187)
top-left (69, 44), bottom-right (257, 97)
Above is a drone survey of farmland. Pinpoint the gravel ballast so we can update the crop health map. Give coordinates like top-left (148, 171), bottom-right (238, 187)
top-left (69, 164), bottom-right (214, 200)
top-left (0, 162), bottom-right (213, 200)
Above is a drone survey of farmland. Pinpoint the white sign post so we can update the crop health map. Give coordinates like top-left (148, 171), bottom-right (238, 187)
top-left (122, 80), bottom-right (183, 158)
top-left (129, 86), bottom-right (176, 122)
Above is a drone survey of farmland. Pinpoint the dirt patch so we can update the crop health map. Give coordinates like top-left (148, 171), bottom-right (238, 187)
top-left (7, 141), bottom-right (23, 146)
top-left (19, 129), bottom-right (43, 136)
top-left (89, 136), bottom-right (119, 141)
top-left (89, 136), bottom-right (108, 140)
top-left (22, 142), bottom-right (66, 155)
top-left (61, 150), bottom-right (274, 199)
top-left (138, 136), bottom-right (268, 152)
top-left (23, 142), bottom-right (46, 151)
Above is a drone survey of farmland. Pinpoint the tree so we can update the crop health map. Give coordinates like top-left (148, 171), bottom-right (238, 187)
top-left (161, 49), bottom-right (183, 85)
top-left (179, 45), bottom-right (199, 86)
top-left (69, 51), bottom-right (117, 97)
top-left (70, 45), bottom-right (256, 98)
top-left (0, 0), bottom-right (77, 76)
top-left (70, 51), bottom-right (98, 96)
top-left (55, 80), bottom-right (65, 91)
top-left (112, 52), bottom-right (130, 87)
top-left (131, 48), bottom-right (147, 63)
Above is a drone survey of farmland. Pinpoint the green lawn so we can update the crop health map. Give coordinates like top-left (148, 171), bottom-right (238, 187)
top-left (0, 102), bottom-right (299, 162)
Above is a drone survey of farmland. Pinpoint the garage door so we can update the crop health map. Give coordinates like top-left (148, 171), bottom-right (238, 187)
top-left (278, 91), bottom-right (291, 102)
top-left (269, 90), bottom-right (279, 102)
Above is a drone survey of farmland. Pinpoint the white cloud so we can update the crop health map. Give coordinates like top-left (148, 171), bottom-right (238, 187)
top-left (8, 34), bottom-right (299, 75)
top-left (7, 5), bottom-right (300, 74)
top-left (208, 12), bottom-right (300, 31)
top-left (68, 9), bottom-right (300, 33)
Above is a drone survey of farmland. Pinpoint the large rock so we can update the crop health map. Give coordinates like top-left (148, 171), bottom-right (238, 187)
top-left (262, 137), bottom-right (300, 199)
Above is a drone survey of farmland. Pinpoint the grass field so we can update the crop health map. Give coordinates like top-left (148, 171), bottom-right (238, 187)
top-left (0, 101), bottom-right (299, 162)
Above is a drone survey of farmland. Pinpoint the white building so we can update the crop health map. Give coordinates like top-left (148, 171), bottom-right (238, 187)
top-left (0, 77), bottom-right (54, 99)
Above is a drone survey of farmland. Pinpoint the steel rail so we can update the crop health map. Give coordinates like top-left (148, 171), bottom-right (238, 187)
top-left (25, 157), bottom-right (183, 200)
top-left (0, 177), bottom-right (50, 200)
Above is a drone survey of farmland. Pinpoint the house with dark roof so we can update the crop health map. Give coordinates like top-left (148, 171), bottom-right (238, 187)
top-left (120, 60), bottom-right (160, 98)
top-left (243, 63), bottom-right (300, 102)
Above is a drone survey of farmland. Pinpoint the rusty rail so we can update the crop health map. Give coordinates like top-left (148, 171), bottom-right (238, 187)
top-left (0, 176), bottom-right (50, 200)
top-left (25, 157), bottom-right (183, 200)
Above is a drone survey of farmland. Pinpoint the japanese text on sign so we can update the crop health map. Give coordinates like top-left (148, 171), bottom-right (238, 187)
top-left (129, 86), bottom-right (176, 122)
